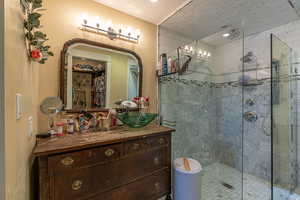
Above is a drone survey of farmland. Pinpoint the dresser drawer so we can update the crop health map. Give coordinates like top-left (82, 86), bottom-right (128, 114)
top-left (89, 170), bottom-right (170, 200)
top-left (124, 139), bottom-right (149, 154)
top-left (118, 169), bottom-right (170, 200)
top-left (52, 148), bottom-right (168, 200)
top-left (147, 135), bottom-right (169, 148)
top-left (124, 135), bottom-right (170, 155)
top-left (48, 144), bottom-right (122, 173)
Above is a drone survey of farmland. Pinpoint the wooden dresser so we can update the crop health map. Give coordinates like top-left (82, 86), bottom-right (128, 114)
top-left (33, 126), bottom-right (174, 200)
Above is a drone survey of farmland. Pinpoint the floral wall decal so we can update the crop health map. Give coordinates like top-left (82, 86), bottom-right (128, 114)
top-left (20, 0), bottom-right (53, 64)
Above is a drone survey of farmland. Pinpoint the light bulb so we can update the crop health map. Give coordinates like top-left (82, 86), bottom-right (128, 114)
top-left (198, 50), bottom-right (203, 56)
top-left (106, 20), bottom-right (113, 30)
top-left (95, 16), bottom-right (101, 28)
top-left (81, 13), bottom-right (88, 25)
top-left (207, 52), bottom-right (211, 57)
top-left (203, 51), bottom-right (207, 56)
top-left (184, 46), bottom-right (189, 51)
top-left (190, 46), bottom-right (193, 52)
top-left (118, 24), bottom-right (125, 34)
top-left (127, 26), bottom-right (133, 36)
top-left (135, 29), bottom-right (141, 38)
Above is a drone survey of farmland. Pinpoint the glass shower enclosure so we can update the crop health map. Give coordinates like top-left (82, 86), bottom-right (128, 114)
top-left (158, 1), bottom-right (300, 200)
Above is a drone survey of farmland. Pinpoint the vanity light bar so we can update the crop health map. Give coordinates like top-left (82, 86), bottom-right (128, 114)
top-left (183, 45), bottom-right (212, 59)
top-left (80, 14), bottom-right (141, 43)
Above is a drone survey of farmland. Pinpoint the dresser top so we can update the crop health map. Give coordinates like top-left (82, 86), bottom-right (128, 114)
top-left (33, 125), bottom-right (174, 157)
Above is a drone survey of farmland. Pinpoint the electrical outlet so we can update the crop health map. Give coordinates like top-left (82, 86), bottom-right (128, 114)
top-left (28, 116), bottom-right (33, 138)
top-left (16, 93), bottom-right (22, 120)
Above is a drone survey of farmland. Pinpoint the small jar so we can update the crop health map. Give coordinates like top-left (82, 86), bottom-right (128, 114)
top-left (102, 118), bottom-right (111, 131)
top-left (56, 122), bottom-right (65, 136)
top-left (67, 119), bottom-right (75, 134)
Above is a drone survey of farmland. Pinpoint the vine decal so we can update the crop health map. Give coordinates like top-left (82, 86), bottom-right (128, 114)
top-left (20, 0), bottom-right (53, 64)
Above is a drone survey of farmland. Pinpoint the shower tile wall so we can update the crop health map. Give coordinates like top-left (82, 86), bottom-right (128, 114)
top-left (215, 84), bottom-right (271, 180)
top-left (214, 86), bottom-right (243, 171)
top-left (160, 77), bottom-right (218, 166)
top-left (243, 84), bottom-right (272, 180)
top-left (160, 77), bottom-right (271, 180)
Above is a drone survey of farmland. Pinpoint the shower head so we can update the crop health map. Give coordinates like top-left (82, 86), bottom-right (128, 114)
top-left (228, 28), bottom-right (241, 40)
top-left (241, 52), bottom-right (255, 63)
top-left (222, 27), bottom-right (241, 40)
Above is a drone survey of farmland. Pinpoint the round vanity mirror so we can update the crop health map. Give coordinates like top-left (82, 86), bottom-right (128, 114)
top-left (40, 96), bottom-right (63, 130)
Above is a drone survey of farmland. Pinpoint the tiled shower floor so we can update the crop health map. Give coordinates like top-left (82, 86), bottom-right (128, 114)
top-left (159, 162), bottom-right (300, 200)
top-left (201, 163), bottom-right (300, 200)
top-left (201, 163), bottom-right (271, 200)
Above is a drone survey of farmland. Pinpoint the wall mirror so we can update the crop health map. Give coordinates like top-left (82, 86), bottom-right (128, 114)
top-left (60, 39), bottom-right (143, 111)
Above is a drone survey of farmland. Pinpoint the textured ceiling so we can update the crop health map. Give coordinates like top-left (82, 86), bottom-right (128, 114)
top-left (93, 0), bottom-right (190, 24)
top-left (161, 0), bottom-right (300, 44)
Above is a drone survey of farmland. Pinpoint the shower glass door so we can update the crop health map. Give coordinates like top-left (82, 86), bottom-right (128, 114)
top-left (271, 34), bottom-right (298, 200)
top-left (159, 0), bottom-right (245, 196)
top-left (241, 31), bottom-right (273, 200)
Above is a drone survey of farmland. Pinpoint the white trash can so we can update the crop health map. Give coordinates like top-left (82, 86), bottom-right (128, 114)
top-left (173, 158), bottom-right (202, 200)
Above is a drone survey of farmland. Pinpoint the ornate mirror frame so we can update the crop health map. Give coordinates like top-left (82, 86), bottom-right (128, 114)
top-left (60, 38), bottom-right (143, 112)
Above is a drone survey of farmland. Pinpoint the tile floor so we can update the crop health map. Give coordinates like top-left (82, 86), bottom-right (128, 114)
top-left (201, 163), bottom-right (271, 200)
top-left (164, 162), bottom-right (300, 200)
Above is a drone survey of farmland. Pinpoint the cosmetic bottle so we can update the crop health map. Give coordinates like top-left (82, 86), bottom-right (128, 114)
top-left (56, 122), bottom-right (65, 136)
top-left (168, 57), bottom-right (172, 73)
top-left (67, 119), bottom-right (75, 134)
top-left (161, 53), bottom-right (168, 75)
top-left (157, 57), bottom-right (162, 76)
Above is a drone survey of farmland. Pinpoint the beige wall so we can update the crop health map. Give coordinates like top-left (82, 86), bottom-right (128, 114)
top-left (3, 1), bottom-right (157, 198)
top-left (0, 0), bottom-right (4, 199)
top-left (109, 53), bottom-right (131, 106)
top-left (39, 0), bottom-right (157, 132)
top-left (4, 0), bottom-right (39, 199)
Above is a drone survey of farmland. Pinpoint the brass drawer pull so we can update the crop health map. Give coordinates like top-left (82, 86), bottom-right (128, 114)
top-left (105, 149), bottom-right (115, 157)
top-left (87, 151), bottom-right (93, 158)
top-left (61, 157), bottom-right (74, 166)
top-left (159, 138), bottom-right (165, 145)
top-left (72, 180), bottom-right (83, 191)
top-left (154, 157), bottom-right (160, 165)
top-left (132, 143), bottom-right (140, 150)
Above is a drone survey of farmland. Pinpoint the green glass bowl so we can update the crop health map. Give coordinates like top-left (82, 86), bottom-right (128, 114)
top-left (116, 112), bottom-right (158, 128)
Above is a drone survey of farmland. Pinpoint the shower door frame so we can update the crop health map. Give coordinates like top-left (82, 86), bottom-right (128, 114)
top-left (271, 32), bottom-right (275, 200)
top-left (271, 33), bottom-right (298, 200)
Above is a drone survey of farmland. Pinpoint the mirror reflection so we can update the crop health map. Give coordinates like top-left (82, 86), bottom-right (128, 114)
top-left (63, 43), bottom-right (140, 110)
